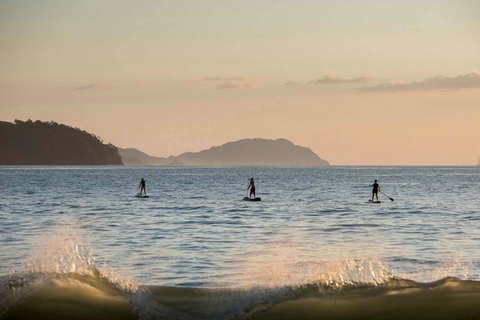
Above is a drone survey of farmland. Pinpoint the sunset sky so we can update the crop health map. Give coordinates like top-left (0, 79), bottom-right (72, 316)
top-left (1, 0), bottom-right (479, 165)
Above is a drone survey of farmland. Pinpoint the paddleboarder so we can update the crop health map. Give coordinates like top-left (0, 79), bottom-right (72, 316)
top-left (372, 179), bottom-right (380, 202)
top-left (247, 178), bottom-right (256, 199)
top-left (139, 178), bottom-right (146, 196)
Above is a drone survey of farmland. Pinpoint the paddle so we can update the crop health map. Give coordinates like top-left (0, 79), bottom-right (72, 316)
top-left (380, 191), bottom-right (394, 201)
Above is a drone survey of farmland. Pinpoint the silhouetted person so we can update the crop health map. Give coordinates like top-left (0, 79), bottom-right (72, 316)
top-left (247, 178), bottom-right (256, 198)
top-left (139, 178), bottom-right (146, 196)
top-left (372, 179), bottom-right (380, 201)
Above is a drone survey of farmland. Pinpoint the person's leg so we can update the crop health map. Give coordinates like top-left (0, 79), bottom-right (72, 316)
top-left (372, 192), bottom-right (374, 201)
top-left (375, 192), bottom-right (378, 201)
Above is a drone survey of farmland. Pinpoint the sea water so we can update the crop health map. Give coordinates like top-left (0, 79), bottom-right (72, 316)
top-left (1, 166), bottom-right (479, 319)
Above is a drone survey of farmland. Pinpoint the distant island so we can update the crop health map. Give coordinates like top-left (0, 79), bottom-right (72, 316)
top-left (119, 138), bottom-right (330, 166)
top-left (0, 120), bottom-right (123, 165)
top-left (0, 120), bottom-right (330, 166)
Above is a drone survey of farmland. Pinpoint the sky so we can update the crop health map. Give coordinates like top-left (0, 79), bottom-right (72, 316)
top-left (1, 0), bottom-right (479, 165)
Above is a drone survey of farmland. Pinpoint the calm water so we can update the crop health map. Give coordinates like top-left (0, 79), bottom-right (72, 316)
top-left (1, 166), bottom-right (479, 287)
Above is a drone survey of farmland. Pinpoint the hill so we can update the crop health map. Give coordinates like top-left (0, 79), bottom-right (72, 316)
top-left (119, 138), bottom-right (329, 166)
top-left (0, 120), bottom-right (123, 165)
top-left (118, 148), bottom-right (177, 166)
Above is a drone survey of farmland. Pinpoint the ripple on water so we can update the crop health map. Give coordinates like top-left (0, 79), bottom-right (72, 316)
top-left (1, 166), bottom-right (479, 286)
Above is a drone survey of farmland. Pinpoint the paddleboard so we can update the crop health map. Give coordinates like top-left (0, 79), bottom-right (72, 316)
top-left (244, 197), bottom-right (261, 202)
top-left (368, 200), bottom-right (382, 204)
top-left (136, 194), bottom-right (150, 198)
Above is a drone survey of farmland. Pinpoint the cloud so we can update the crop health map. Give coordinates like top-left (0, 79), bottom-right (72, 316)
top-left (200, 76), bottom-right (245, 82)
top-left (197, 76), bottom-right (252, 90)
top-left (133, 82), bottom-right (163, 92)
top-left (311, 73), bottom-right (371, 84)
top-left (73, 83), bottom-right (113, 91)
top-left (216, 82), bottom-right (240, 90)
top-left (360, 71), bottom-right (480, 92)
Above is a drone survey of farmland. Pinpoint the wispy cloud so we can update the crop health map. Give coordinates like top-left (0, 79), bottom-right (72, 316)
top-left (285, 81), bottom-right (300, 86)
top-left (360, 71), bottom-right (480, 92)
top-left (216, 82), bottom-right (240, 90)
top-left (198, 76), bottom-right (253, 90)
top-left (73, 83), bottom-right (113, 91)
top-left (311, 73), bottom-right (371, 84)
top-left (133, 82), bottom-right (164, 92)
top-left (200, 76), bottom-right (245, 82)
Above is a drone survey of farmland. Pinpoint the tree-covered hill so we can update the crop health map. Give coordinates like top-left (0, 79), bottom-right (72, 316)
top-left (0, 120), bottom-right (123, 165)
top-left (119, 138), bottom-right (330, 166)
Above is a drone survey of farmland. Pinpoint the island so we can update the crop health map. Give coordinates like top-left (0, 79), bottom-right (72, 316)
top-left (0, 120), bottom-right (123, 165)
top-left (119, 138), bottom-right (330, 166)
top-left (1, 120), bottom-right (330, 166)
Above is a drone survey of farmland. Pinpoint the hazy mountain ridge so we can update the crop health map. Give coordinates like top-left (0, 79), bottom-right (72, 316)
top-left (119, 148), bottom-right (174, 166)
top-left (0, 120), bottom-right (328, 166)
top-left (120, 138), bottom-right (329, 166)
top-left (0, 120), bottom-right (123, 165)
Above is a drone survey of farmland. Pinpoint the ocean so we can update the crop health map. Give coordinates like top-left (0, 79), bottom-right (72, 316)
top-left (1, 166), bottom-right (479, 319)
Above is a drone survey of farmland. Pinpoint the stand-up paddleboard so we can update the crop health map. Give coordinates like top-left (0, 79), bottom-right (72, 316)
top-left (244, 197), bottom-right (261, 202)
top-left (136, 194), bottom-right (149, 198)
top-left (368, 200), bottom-right (381, 204)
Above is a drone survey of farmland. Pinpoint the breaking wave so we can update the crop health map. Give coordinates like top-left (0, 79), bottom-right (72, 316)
top-left (1, 229), bottom-right (479, 320)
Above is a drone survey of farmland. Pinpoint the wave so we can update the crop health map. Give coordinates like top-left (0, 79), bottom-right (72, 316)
top-left (1, 270), bottom-right (135, 320)
top-left (2, 271), bottom-right (480, 320)
top-left (1, 228), bottom-right (479, 319)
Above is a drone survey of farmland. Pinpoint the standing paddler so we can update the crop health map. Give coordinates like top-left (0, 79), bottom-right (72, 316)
top-left (247, 178), bottom-right (256, 199)
top-left (139, 178), bottom-right (147, 197)
top-left (371, 179), bottom-right (380, 202)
